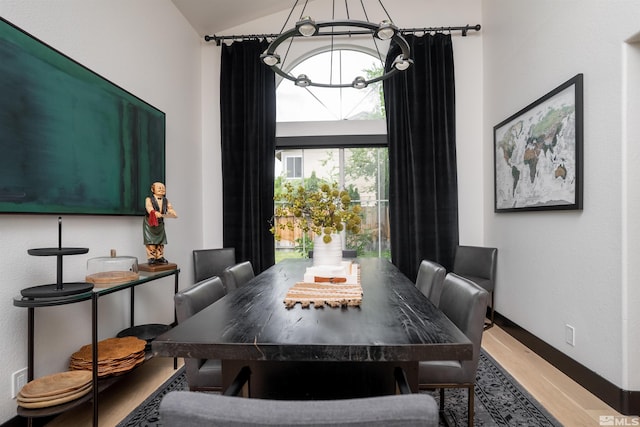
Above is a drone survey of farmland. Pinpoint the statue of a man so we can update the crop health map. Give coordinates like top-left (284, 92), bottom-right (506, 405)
top-left (143, 182), bottom-right (177, 265)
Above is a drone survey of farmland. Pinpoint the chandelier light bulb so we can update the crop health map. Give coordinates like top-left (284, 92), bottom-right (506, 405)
top-left (352, 76), bottom-right (368, 89)
top-left (296, 16), bottom-right (317, 37)
top-left (393, 55), bottom-right (412, 71)
top-left (295, 74), bottom-right (311, 87)
top-left (376, 20), bottom-right (397, 40)
top-left (260, 52), bottom-right (280, 67)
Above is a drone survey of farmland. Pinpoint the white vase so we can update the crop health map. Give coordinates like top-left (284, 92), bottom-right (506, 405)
top-left (313, 233), bottom-right (343, 267)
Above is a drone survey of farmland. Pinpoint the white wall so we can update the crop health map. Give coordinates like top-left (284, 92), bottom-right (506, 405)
top-left (623, 34), bottom-right (640, 392)
top-left (482, 0), bottom-right (640, 390)
top-left (0, 0), bottom-right (202, 422)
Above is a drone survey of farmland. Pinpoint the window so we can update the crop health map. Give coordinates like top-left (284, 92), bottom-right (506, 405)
top-left (275, 49), bottom-right (389, 262)
top-left (274, 147), bottom-right (389, 261)
top-left (284, 155), bottom-right (302, 179)
top-left (277, 49), bottom-right (385, 122)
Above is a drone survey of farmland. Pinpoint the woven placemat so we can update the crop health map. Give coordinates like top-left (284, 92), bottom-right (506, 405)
top-left (69, 336), bottom-right (146, 377)
top-left (284, 282), bottom-right (363, 308)
top-left (19, 370), bottom-right (92, 399)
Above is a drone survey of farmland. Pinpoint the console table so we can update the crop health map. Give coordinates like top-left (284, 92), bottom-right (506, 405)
top-left (13, 268), bottom-right (180, 426)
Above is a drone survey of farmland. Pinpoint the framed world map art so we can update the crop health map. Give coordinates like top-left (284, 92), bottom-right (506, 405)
top-left (494, 74), bottom-right (583, 212)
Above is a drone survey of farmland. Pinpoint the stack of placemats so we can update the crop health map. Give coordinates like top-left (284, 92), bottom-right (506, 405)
top-left (17, 370), bottom-right (92, 409)
top-left (283, 282), bottom-right (363, 308)
top-left (69, 336), bottom-right (146, 377)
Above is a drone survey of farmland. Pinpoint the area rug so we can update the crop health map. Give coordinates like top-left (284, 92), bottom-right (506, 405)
top-left (117, 351), bottom-right (561, 427)
top-left (426, 351), bottom-right (561, 426)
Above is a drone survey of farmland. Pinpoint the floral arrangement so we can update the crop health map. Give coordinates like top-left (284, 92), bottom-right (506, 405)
top-left (271, 182), bottom-right (362, 243)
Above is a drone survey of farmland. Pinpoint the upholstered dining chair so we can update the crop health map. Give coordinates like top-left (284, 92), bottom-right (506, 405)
top-left (192, 247), bottom-right (236, 283)
top-left (174, 276), bottom-right (227, 391)
top-left (221, 261), bottom-right (255, 293)
top-left (308, 249), bottom-right (357, 258)
top-left (418, 273), bottom-right (489, 427)
top-left (159, 390), bottom-right (439, 427)
top-left (415, 259), bottom-right (446, 307)
top-left (452, 245), bottom-right (498, 329)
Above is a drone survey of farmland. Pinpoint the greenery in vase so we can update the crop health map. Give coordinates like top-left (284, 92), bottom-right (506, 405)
top-left (271, 181), bottom-right (362, 244)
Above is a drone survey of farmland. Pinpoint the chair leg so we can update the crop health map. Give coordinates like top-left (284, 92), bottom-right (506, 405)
top-left (467, 385), bottom-right (474, 427)
top-left (439, 388), bottom-right (445, 412)
top-left (484, 292), bottom-right (495, 330)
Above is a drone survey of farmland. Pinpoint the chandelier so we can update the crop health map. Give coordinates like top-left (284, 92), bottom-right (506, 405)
top-left (260, 0), bottom-right (412, 89)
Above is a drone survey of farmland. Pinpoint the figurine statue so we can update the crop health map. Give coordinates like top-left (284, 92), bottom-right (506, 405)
top-left (143, 182), bottom-right (177, 265)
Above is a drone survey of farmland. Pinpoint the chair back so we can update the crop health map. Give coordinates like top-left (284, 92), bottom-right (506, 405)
top-left (309, 249), bottom-right (357, 258)
top-left (438, 273), bottom-right (489, 377)
top-left (174, 276), bottom-right (227, 323)
top-left (452, 245), bottom-right (497, 293)
top-left (221, 261), bottom-right (255, 293)
top-left (415, 259), bottom-right (446, 306)
top-left (342, 249), bottom-right (357, 258)
top-left (160, 390), bottom-right (439, 426)
top-left (192, 248), bottom-right (236, 283)
top-left (174, 277), bottom-right (227, 390)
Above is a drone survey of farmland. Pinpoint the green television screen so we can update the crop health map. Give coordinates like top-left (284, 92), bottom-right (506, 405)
top-left (0, 17), bottom-right (165, 215)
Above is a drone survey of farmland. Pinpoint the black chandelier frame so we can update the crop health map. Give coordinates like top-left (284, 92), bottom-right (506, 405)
top-left (259, 19), bottom-right (412, 89)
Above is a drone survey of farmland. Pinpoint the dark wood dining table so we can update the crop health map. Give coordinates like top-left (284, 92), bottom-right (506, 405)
top-left (152, 258), bottom-right (472, 399)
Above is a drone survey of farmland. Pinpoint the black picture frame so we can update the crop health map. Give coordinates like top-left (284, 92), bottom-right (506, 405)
top-left (0, 17), bottom-right (165, 216)
top-left (494, 74), bottom-right (583, 212)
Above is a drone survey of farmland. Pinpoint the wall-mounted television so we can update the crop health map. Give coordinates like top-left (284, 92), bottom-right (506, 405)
top-left (0, 17), bottom-right (165, 215)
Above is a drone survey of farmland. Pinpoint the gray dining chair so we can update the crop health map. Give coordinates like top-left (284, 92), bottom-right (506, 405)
top-left (192, 247), bottom-right (236, 283)
top-left (160, 390), bottom-right (439, 427)
top-left (418, 273), bottom-right (489, 427)
top-left (308, 249), bottom-right (357, 258)
top-left (415, 259), bottom-right (446, 307)
top-left (221, 261), bottom-right (255, 293)
top-left (174, 276), bottom-right (227, 391)
top-left (452, 245), bottom-right (498, 329)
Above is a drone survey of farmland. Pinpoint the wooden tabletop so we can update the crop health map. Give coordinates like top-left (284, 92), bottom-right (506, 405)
top-left (152, 258), bottom-right (472, 363)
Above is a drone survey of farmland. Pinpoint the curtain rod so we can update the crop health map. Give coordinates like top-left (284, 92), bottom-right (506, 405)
top-left (204, 24), bottom-right (481, 45)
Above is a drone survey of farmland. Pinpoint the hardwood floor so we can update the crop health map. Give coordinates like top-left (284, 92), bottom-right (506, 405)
top-left (44, 325), bottom-right (636, 426)
top-left (45, 357), bottom-right (183, 427)
top-left (482, 326), bottom-right (633, 426)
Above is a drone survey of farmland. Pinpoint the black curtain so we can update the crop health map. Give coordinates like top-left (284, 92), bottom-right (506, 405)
top-left (383, 33), bottom-right (459, 280)
top-left (220, 39), bottom-right (276, 273)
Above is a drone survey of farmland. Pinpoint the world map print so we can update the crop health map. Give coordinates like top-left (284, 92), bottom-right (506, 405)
top-left (494, 84), bottom-right (578, 211)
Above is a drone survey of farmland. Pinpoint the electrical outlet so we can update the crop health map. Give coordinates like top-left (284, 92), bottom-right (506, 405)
top-left (565, 324), bottom-right (575, 346)
top-left (11, 368), bottom-right (28, 399)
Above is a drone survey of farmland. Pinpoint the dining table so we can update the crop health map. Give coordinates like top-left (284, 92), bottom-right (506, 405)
top-left (152, 257), bottom-right (472, 399)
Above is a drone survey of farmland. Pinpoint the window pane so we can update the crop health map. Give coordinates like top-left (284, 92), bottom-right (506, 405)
top-left (285, 156), bottom-right (302, 178)
top-left (274, 147), bottom-right (390, 262)
top-left (344, 147), bottom-right (389, 258)
top-left (277, 50), bottom-right (385, 122)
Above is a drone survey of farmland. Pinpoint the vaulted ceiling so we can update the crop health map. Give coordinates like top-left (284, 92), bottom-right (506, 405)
top-left (171, 0), bottom-right (299, 35)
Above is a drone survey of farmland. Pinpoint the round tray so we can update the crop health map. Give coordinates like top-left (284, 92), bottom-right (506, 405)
top-left (27, 247), bottom-right (89, 256)
top-left (19, 370), bottom-right (92, 399)
top-left (86, 271), bottom-right (140, 287)
top-left (20, 282), bottom-right (94, 298)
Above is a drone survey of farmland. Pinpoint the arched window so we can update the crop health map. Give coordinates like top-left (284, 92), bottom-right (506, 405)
top-left (276, 49), bottom-right (385, 122)
top-left (274, 49), bottom-right (390, 261)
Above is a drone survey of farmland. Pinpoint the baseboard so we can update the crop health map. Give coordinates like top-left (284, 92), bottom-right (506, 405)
top-left (494, 311), bottom-right (640, 416)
